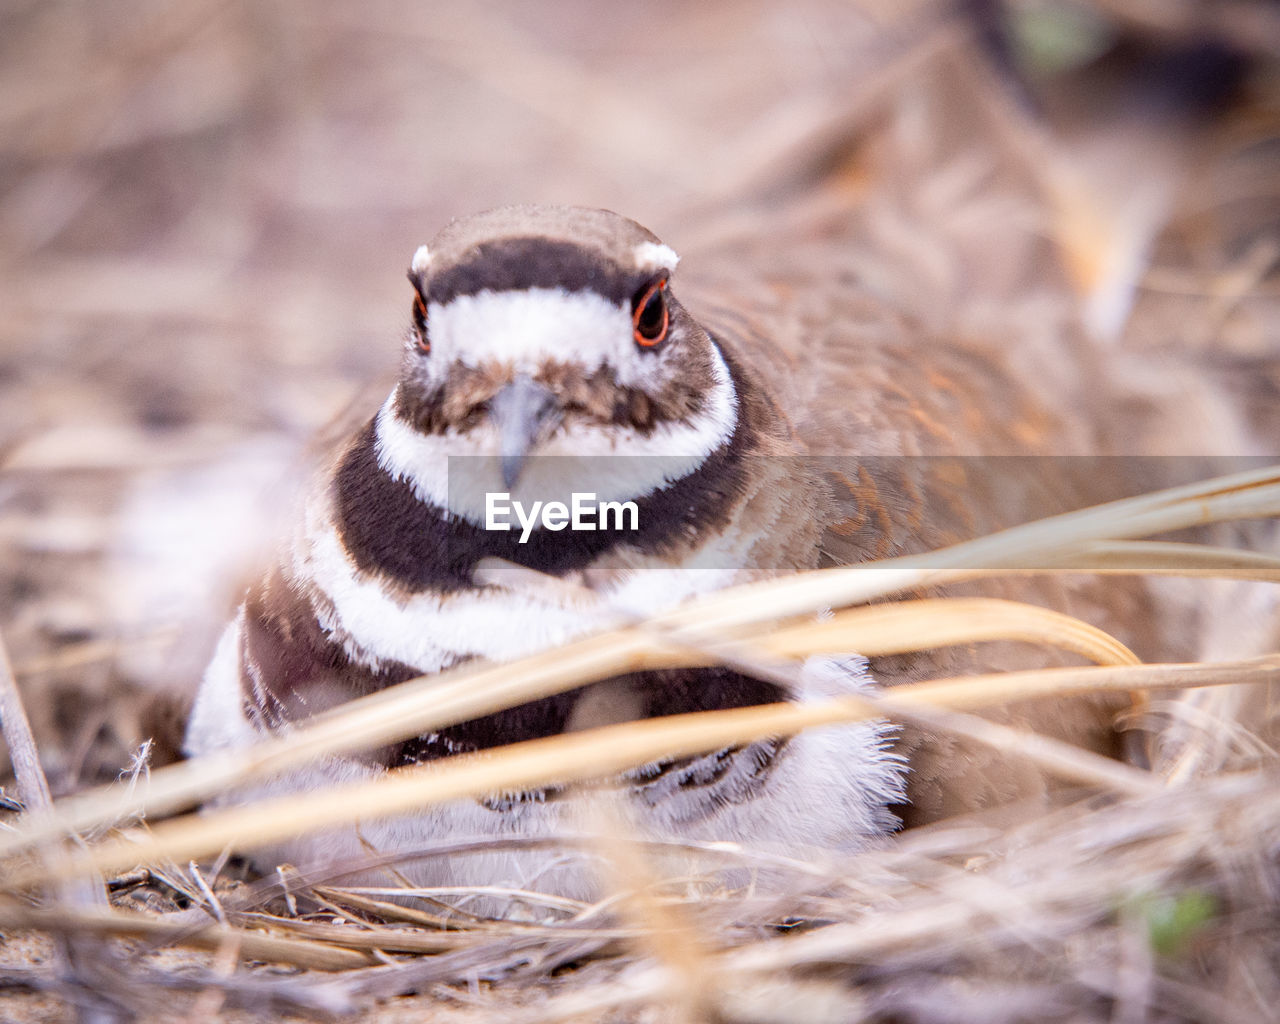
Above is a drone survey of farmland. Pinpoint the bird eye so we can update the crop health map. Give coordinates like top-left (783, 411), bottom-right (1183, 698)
top-left (411, 291), bottom-right (430, 354)
top-left (631, 276), bottom-right (669, 348)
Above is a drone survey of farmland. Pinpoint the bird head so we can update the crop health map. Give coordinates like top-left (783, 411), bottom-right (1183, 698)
top-left (375, 206), bottom-right (740, 518)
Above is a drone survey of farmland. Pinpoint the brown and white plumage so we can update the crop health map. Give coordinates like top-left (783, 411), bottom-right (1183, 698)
top-left (186, 206), bottom-right (903, 901)
top-left (185, 202), bottom-right (1268, 904)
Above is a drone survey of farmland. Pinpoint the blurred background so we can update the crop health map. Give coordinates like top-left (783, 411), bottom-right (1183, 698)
top-left (1, 0), bottom-right (1278, 791)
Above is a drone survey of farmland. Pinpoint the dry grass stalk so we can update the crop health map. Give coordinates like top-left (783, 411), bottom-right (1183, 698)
top-left (239, 916), bottom-right (557, 956)
top-left (3, 463), bottom-right (1278, 868)
top-left (6, 656), bottom-right (1277, 892)
top-left (674, 464), bottom-right (1280, 635)
top-left (1044, 540), bottom-right (1280, 580)
top-left (11, 630), bottom-right (179, 678)
top-left (313, 885), bottom-right (591, 927)
top-left (697, 596), bottom-right (1141, 665)
top-left (571, 798), bottom-right (719, 1024)
top-left (2, 465), bottom-right (1276, 1022)
top-left (0, 628), bottom-right (52, 814)
top-left (0, 899), bottom-right (371, 971)
top-left (0, 625), bottom-right (121, 1024)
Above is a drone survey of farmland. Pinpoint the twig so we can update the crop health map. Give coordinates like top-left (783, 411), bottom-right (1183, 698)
top-left (0, 626), bottom-right (53, 812)
top-left (0, 626), bottom-right (122, 1022)
top-left (187, 861), bottom-right (225, 925)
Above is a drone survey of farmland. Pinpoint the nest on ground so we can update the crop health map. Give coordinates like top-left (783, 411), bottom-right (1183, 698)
top-left (2, 2), bottom-right (1279, 1021)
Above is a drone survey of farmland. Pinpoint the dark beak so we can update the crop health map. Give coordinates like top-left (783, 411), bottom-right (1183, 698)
top-left (490, 374), bottom-right (558, 488)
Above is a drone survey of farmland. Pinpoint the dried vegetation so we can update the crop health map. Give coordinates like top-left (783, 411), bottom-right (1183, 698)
top-left (2, 1), bottom-right (1279, 1021)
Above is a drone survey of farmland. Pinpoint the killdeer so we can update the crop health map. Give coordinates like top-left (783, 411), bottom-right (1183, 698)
top-left (185, 204), bottom-right (1166, 902)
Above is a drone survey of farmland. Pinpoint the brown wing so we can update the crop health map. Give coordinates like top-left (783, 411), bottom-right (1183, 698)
top-left (677, 192), bottom-right (1270, 822)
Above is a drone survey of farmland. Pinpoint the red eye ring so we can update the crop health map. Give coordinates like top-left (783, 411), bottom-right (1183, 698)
top-left (631, 277), bottom-right (669, 348)
top-left (412, 292), bottom-right (430, 354)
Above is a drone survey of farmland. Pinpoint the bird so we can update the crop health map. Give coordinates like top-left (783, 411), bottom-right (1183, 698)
top-left (181, 203), bottom-right (1225, 907)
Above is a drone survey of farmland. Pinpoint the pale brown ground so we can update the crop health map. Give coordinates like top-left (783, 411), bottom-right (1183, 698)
top-left (2, 1), bottom-right (1279, 1021)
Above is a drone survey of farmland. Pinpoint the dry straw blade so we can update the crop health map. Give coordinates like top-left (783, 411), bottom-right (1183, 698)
top-left (0, 597), bottom-right (1144, 864)
top-left (0, 899), bottom-right (372, 971)
top-left (670, 463), bottom-right (1280, 634)
top-left (758, 598), bottom-right (1141, 666)
top-left (2, 464), bottom-right (1278, 876)
top-left (1045, 539), bottom-right (1280, 580)
top-left (6, 656), bottom-right (1278, 891)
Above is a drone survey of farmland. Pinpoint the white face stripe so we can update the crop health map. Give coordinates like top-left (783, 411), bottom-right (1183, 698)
top-left (374, 341), bottom-right (740, 521)
top-left (425, 288), bottom-right (665, 389)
